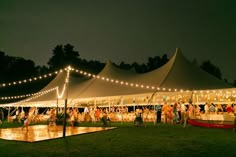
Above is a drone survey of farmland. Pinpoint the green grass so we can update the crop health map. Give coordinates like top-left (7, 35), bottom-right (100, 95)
top-left (1, 121), bottom-right (236, 157)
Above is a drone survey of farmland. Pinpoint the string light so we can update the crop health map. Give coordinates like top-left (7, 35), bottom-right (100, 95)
top-left (71, 68), bottom-right (236, 95)
top-left (1, 66), bottom-right (236, 106)
top-left (0, 87), bottom-right (57, 101)
top-left (56, 66), bottom-right (71, 99)
top-left (0, 70), bottom-right (62, 88)
top-left (0, 66), bottom-right (72, 106)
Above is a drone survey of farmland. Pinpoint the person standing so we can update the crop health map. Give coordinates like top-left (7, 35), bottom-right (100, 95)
top-left (22, 113), bottom-right (29, 131)
top-left (155, 104), bottom-right (162, 123)
top-left (173, 103), bottom-right (180, 124)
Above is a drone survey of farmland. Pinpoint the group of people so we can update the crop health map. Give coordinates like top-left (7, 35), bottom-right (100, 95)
top-left (204, 103), bottom-right (236, 114)
top-left (156, 102), bottom-right (189, 127)
top-left (2, 101), bottom-right (235, 132)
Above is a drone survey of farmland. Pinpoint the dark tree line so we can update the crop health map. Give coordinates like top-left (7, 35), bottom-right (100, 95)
top-left (0, 44), bottom-right (235, 103)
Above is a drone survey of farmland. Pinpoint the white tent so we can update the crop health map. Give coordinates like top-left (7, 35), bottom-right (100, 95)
top-left (1, 48), bottom-right (235, 107)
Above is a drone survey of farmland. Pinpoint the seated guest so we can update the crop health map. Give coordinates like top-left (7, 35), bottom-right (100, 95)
top-left (204, 103), bottom-right (209, 114)
top-left (233, 104), bottom-right (236, 114)
top-left (208, 103), bottom-right (216, 113)
top-left (216, 104), bottom-right (223, 113)
top-left (226, 104), bottom-right (233, 113)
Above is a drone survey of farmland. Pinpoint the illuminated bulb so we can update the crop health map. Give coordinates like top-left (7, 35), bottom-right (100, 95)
top-left (146, 86), bottom-right (149, 89)
top-left (141, 85), bottom-right (144, 88)
top-left (111, 79), bottom-right (114, 82)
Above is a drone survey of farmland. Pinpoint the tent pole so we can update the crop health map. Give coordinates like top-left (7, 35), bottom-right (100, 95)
top-left (133, 98), bottom-right (135, 112)
top-left (192, 93), bottom-right (195, 118)
top-left (63, 66), bottom-right (70, 138)
top-left (109, 97), bottom-right (111, 112)
top-left (94, 99), bottom-right (96, 109)
top-left (56, 98), bottom-right (58, 118)
top-left (8, 106), bottom-right (10, 122)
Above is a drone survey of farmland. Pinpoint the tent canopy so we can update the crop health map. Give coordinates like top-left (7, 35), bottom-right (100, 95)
top-left (2, 48), bottom-right (233, 107)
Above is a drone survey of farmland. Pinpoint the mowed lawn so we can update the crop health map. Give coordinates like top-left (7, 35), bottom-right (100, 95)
top-left (0, 122), bottom-right (236, 157)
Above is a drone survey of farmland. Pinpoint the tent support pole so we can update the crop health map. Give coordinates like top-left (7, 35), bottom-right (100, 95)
top-left (63, 66), bottom-right (70, 138)
top-left (8, 106), bottom-right (10, 122)
top-left (94, 99), bottom-right (96, 109)
top-left (109, 97), bottom-right (111, 112)
top-left (56, 98), bottom-right (58, 118)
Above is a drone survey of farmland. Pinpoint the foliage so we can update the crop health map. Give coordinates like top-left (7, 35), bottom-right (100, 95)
top-left (47, 44), bottom-right (81, 70)
top-left (200, 60), bottom-right (222, 80)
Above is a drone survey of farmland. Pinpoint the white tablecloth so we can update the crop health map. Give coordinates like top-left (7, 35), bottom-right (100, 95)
top-left (200, 114), bottom-right (234, 121)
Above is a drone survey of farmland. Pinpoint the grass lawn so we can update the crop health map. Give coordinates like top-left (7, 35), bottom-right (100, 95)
top-left (0, 121), bottom-right (236, 157)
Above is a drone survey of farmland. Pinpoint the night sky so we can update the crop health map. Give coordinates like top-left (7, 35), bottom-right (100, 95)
top-left (0, 0), bottom-right (235, 82)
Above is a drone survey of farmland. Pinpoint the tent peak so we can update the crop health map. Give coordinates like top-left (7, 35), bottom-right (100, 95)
top-left (174, 48), bottom-right (182, 55)
top-left (105, 60), bottom-right (113, 64)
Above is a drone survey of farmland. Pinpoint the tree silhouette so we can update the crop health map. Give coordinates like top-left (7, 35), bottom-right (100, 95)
top-left (119, 61), bottom-right (132, 70)
top-left (146, 54), bottom-right (169, 72)
top-left (47, 45), bottom-right (66, 70)
top-left (200, 60), bottom-right (222, 80)
top-left (47, 44), bottom-right (104, 74)
top-left (64, 44), bottom-right (80, 67)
